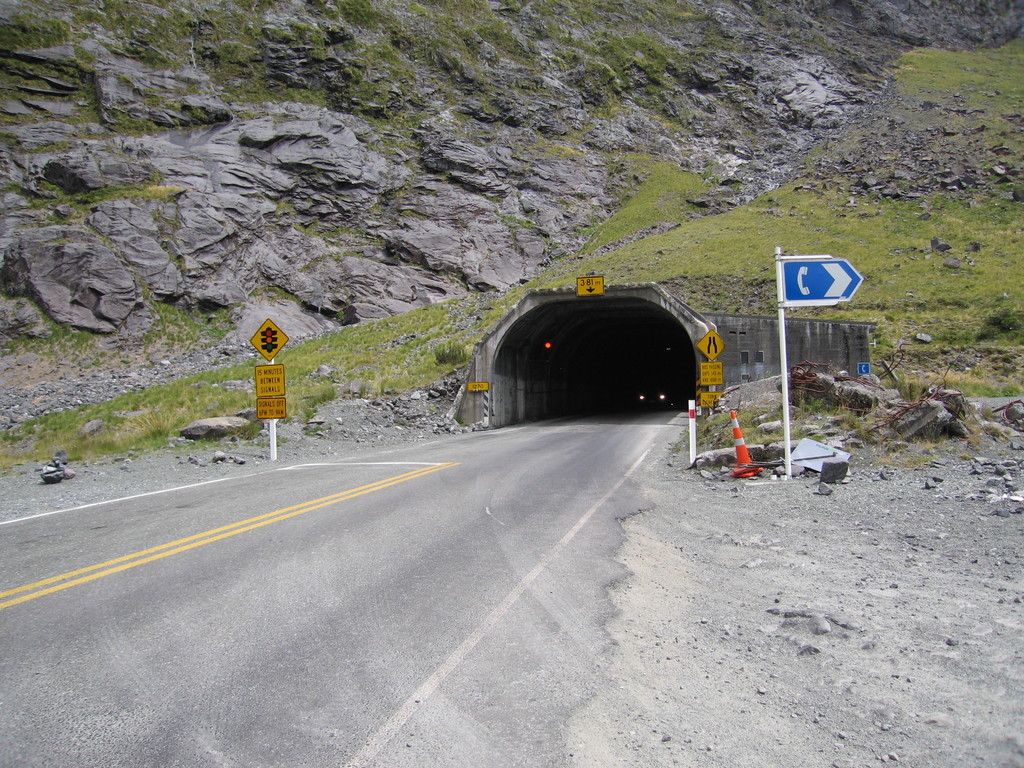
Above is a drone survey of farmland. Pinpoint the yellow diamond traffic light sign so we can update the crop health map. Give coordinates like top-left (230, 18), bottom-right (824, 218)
top-left (250, 318), bottom-right (289, 362)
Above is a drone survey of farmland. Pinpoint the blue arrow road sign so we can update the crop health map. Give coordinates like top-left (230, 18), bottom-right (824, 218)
top-left (780, 257), bottom-right (864, 306)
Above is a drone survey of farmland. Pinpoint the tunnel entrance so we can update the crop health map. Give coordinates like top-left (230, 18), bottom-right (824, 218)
top-left (457, 284), bottom-right (714, 428)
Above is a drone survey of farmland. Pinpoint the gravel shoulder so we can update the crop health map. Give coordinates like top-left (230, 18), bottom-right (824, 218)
top-left (0, 392), bottom-right (461, 524)
top-left (568, 432), bottom-right (1024, 768)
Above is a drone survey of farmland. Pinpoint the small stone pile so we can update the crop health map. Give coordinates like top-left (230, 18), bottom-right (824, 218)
top-left (693, 370), bottom-right (1024, 483)
top-left (789, 365), bottom-right (975, 440)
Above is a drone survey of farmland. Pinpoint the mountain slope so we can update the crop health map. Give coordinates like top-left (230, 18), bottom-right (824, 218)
top-left (0, 0), bottom-right (1021, 435)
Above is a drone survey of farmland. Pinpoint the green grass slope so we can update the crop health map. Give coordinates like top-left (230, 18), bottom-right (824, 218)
top-left (538, 40), bottom-right (1024, 380)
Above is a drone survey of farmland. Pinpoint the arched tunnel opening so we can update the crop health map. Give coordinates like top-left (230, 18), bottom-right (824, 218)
top-left (487, 294), bottom-right (700, 425)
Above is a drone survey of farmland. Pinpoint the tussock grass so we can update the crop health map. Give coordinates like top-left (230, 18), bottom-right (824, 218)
top-left (434, 341), bottom-right (469, 367)
top-left (537, 184), bottom-right (1023, 341)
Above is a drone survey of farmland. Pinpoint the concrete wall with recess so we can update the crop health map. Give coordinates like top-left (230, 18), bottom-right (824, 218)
top-left (704, 314), bottom-right (875, 388)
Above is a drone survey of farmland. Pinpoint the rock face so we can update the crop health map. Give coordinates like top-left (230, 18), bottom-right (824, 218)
top-left (2, 226), bottom-right (147, 334)
top-left (0, 0), bottom-right (1021, 346)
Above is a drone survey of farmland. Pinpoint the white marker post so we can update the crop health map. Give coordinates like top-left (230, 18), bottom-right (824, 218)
top-left (688, 399), bottom-right (697, 466)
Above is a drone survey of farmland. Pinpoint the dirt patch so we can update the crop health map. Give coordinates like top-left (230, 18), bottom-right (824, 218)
top-left (568, 444), bottom-right (1024, 767)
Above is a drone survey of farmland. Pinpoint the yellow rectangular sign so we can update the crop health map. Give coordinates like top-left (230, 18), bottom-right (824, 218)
top-left (698, 391), bottom-right (723, 408)
top-left (257, 396), bottom-right (287, 420)
top-left (576, 275), bottom-right (605, 296)
top-left (254, 364), bottom-right (286, 397)
top-left (467, 381), bottom-right (490, 392)
top-left (699, 361), bottom-right (725, 386)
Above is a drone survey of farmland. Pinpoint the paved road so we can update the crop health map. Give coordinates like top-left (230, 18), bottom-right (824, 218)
top-left (0, 413), bottom-right (682, 767)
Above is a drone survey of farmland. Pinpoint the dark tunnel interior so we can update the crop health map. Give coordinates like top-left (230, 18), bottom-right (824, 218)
top-left (494, 297), bottom-right (698, 422)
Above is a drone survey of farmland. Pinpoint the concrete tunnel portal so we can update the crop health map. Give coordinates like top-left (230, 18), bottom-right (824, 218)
top-left (457, 284), bottom-right (714, 428)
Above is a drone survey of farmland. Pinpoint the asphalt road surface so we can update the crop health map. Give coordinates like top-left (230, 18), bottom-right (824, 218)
top-left (0, 412), bottom-right (683, 767)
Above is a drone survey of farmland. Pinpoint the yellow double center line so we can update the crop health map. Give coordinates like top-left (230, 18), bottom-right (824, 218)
top-left (0, 462), bottom-right (458, 612)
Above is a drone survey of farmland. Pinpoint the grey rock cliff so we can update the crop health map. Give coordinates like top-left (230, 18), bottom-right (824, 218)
top-left (0, 0), bottom-right (1021, 346)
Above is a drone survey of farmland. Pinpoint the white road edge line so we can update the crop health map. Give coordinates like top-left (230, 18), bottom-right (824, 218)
top-left (0, 476), bottom-right (239, 527)
top-left (341, 445), bottom-right (652, 768)
top-left (0, 462), bottom-right (445, 527)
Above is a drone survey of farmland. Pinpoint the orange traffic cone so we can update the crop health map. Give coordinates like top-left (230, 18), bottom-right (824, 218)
top-left (729, 410), bottom-right (763, 478)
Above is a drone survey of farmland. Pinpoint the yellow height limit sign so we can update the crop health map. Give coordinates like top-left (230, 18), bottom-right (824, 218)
top-left (699, 361), bottom-right (725, 386)
top-left (576, 275), bottom-right (605, 296)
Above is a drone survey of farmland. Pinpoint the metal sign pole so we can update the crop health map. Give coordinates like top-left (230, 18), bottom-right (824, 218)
top-left (268, 355), bottom-right (278, 462)
top-left (776, 247), bottom-right (793, 479)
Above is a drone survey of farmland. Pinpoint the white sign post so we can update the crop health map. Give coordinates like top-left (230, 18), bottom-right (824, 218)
top-left (250, 319), bottom-right (290, 462)
top-left (775, 247), bottom-right (864, 478)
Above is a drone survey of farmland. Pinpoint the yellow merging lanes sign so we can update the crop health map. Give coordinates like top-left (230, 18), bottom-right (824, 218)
top-left (695, 329), bottom-right (725, 361)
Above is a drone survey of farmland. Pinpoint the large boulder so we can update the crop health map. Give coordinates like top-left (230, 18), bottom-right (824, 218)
top-left (0, 296), bottom-right (50, 341)
top-left (330, 253), bottom-right (460, 323)
top-left (1, 226), bottom-right (146, 334)
top-left (382, 181), bottom-right (548, 291)
top-left (36, 148), bottom-right (157, 194)
top-left (179, 416), bottom-right (251, 440)
top-left (887, 392), bottom-right (973, 440)
top-left (790, 366), bottom-right (895, 412)
top-left (1004, 401), bottom-right (1024, 431)
top-left (761, 54), bottom-right (866, 129)
top-left (255, 114), bottom-right (404, 226)
top-left (418, 129), bottom-right (516, 196)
